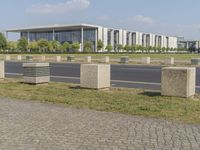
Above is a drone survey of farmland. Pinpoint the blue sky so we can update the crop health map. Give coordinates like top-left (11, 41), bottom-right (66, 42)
top-left (1, 0), bottom-right (200, 40)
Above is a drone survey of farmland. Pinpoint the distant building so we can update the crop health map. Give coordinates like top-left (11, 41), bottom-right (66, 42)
top-left (6, 23), bottom-right (178, 52)
top-left (178, 37), bottom-right (200, 50)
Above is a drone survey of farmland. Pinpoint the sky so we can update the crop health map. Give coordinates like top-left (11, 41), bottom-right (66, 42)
top-left (1, 0), bottom-right (200, 40)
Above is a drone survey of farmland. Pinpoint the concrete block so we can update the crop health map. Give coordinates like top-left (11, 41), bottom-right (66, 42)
top-left (102, 56), bottom-right (110, 63)
top-left (41, 56), bottom-right (46, 62)
top-left (80, 64), bottom-right (110, 89)
top-left (23, 63), bottom-right (50, 84)
top-left (5, 55), bottom-right (10, 61)
top-left (56, 56), bottom-right (61, 62)
top-left (17, 55), bottom-right (22, 61)
top-left (67, 56), bottom-right (75, 62)
top-left (120, 56), bottom-right (129, 63)
top-left (142, 57), bottom-right (151, 64)
top-left (191, 58), bottom-right (200, 65)
top-left (0, 61), bottom-right (5, 79)
top-left (161, 67), bottom-right (196, 98)
top-left (164, 57), bottom-right (174, 65)
top-left (85, 56), bottom-right (92, 63)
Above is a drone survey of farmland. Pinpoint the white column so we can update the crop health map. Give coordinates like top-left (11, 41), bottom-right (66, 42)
top-left (27, 31), bottom-right (30, 43)
top-left (53, 29), bottom-right (55, 41)
top-left (6, 32), bottom-right (8, 40)
top-left (95, 29), bottom-right (98, 52)
top-left (81, 27), bottom-right (84, 52)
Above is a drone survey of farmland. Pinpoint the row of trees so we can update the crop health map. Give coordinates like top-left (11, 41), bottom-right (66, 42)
top-left (0, 32), bottom-right (189, 53)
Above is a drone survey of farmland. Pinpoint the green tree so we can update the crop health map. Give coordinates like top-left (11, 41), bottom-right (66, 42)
top-left (97, 40), bottom-right (104, 51)
top-left (28, 41), bottom-right (39, 51)
top-left (37, 39), bottom-right (49, 52)
top-left (84, 41), bottom-right (93, 52)
top-left (51, 40), bottom-right (61, 51)
top-left (131, 45), bottom-right (136, 53)
top-left (17, 37), bottom-right (28, 51)
top-left (0, 32), bottom-right (7, 50)
top-left (7, 41), bottom-right (17, 51)
top-left (117, 44), bottom-right (123, 51)
top-left (62, 42), bottom-right (71, 52)
top-left (71, 42), bottom-right (80, 52)
top-left (124, 45), bottom-right (132, 52)
top-left (105, 45), bottom-right (113, 52)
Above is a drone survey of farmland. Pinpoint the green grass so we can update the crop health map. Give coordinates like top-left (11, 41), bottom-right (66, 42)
top-left (1, 79), bottom-right (200, 124)
top-left (1, 53), bottom-right (200, 60)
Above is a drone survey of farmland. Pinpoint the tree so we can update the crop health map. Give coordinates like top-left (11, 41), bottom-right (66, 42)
top-left (97, 40), bottom-right (104, 51)
top-left (71, 42), bottom-right (80, 52)
top-left (7, 41), bottom-right (17, 51)
top-left (37, 39), bottom-right (49, 52)
top-left (117, 44), bottom-right (123, 51)
top-left (0, 32), bottom-right (7, 50)
top-left (50, 40), bottom-right (61, 51)
top-left (131, 45), bottom-right (136, 53)
top-left (124, 45), bottom-right (132, 52)
top-left (28, 41), bottom-right (39, 51)
top-left (62, 42), bottom-right (71, 52)
top-left (84, 41), bottom-right (93, 52)
top-left (17, 37), bottom-right (28, 51)
top-left (105, 45), bottom-right (113, 52)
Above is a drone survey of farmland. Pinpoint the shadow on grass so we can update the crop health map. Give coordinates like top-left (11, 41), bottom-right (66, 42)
top-left (139, 91), bottom-right (161, 97)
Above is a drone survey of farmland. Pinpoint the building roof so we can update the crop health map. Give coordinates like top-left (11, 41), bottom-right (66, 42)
top-left (6, 24), bottom-right (101, 32)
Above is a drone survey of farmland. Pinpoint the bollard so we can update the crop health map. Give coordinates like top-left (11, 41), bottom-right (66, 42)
top-left (80, 64), bottom-right (110, 89)
top-left (102, 56), bottom-right (110, 63)
top-left (85, 56), bottom-right (92, 63)
top-left (0, 61), bottom-right (5, 79)
top-left (161, 67), bottom-right (196, 98)
top-left (5, 55), bottom-right (10, 61)
top-left (23, 63), bottom-right (50, 84)
top-left (142, 57), bottom-right (151, 64)
top-left (120, 56), bottom-right (129, 63)
top-left (164, 57), bottom-right (174, 65)
top-left (41, 56), bottom-right (46, 62)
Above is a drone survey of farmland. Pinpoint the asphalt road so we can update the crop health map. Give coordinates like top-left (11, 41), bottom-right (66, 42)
top-left (5, 61), bottom-right (200, 92)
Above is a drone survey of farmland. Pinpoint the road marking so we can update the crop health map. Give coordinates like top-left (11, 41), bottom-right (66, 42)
top-left (5, 73), bottom-right (200, 88)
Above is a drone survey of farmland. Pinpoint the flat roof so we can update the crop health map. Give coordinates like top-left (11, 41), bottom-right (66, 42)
top-left (6, 24), bottom-right (101, 32)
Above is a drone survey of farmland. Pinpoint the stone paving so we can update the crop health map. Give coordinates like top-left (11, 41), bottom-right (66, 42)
top-left (0, 98), bottom-right (200, 150)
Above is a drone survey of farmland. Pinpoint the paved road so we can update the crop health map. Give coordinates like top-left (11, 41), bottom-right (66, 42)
top-left (4, 61), bottom-right (200, 91)
top-left (1, 98), bottom-right (200, 150)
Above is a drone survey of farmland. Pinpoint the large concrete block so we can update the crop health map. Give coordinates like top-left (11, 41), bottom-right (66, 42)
top-left (80, 64), bottom-right (110, 89)
top-left (142, 57), bottom-right (151, 64)
top-left (85, 56), bottom-right (92, 63)
top-left (191, 58), bottom-right (200, 65)
top-left (67, 56), bottom-right (75, 62)
top-left (102, 56), bottom-right (110, 63)
top-left (0, 61), bottom-right (5, 79)
top-left (5, 55), bottom-right (10, 61)
top-left (23, 63), bottom-right (50, 84)
top-left (17, 55), bottom-right (22, 61)
top-left (164, 57), bottom-right (174, 65)
top-left (161, 67), bottom-right (196, 98)
top-left (120, 56), bottom-right (129, 63)
top-left (56, 56), bottom-right (61, 62)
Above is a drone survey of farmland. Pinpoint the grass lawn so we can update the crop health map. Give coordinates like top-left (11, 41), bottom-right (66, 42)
top-left (1, 53), bottom-right (200, 60)
top-left (1, 79), bottom-right (200, 124)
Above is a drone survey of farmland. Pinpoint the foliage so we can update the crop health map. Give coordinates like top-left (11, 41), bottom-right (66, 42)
top-left (28, 41), bottom-right (39, 51)
top-left (105, 45), bottom-right (113, 52)
top-left (0, 32), bottom-right (7, 50)
top-left (7, 41), bottom-right (17, 51)
top-left (62, 42), bottom-right (71, 52)
top-left (84, 41), bottom-right (93, 52)
top-left (37, 39), bottom-right (49, 52)
top-left (17, 37), bottom-right (28, 51)
top-left (71, 42), bottom-right (80, 52)
top-left (97, 40), bottom-right (104, 51)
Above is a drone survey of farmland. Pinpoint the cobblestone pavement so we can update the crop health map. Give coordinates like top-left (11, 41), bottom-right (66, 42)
top-left (0, 98), bottom-right (200, 150)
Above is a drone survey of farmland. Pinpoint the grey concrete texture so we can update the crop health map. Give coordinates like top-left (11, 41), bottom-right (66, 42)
top-left (120, 56), bottom-right (129, 63)
top-left (161, 67), bottom-right (196, 98)
top-left (142, 57), bottom-right (151, 64)
top-left (80, 64), bottom-right (110, 89)
top-left (0, 61), bottom-right (5, 79)
top-left (0, 98), bottom-right (200, 150)
top-left (191, 58), bottom-right (200, 66)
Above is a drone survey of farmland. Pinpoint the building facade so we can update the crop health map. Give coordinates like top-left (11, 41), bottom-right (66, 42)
top-left (6, 23), bottom-right (178, 52)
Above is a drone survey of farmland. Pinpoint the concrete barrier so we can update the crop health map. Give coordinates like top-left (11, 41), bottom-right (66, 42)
top-left (17, 55), bottom-right (22, 61)
top-left (85, 56), bottom-right (92, 63)
top-left (23, 63), bottom-right (50, 84)
top-left (56, 56), bottom-right (61, 62)
top-left (80, 64), bottom-right (110, 89)
top-left (120, 56), bottom-right (129, 63)
top-left (102, 56), bottom-right (110, 63)
top-left (142, 57), bottom-right (150, 64)
top-left (67, 56), bottom-right (75, 62)
top-left (5, 55), bottom-right (10, 61)
top-left (164, 57), bottom-right (174, 65)
top-left (0, 61), bottom-right (5, 79)
top-left (191, 58), bottom-right (200, 65)
top-left (161, 67), bottom-right (196, 98)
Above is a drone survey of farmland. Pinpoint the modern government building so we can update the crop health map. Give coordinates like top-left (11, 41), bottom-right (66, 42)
top-left (6, 23), bottom-right (178, 52)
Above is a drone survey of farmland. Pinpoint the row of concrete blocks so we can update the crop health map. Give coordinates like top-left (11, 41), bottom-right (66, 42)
top-left (0, 61), bottom-right (196, 98)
